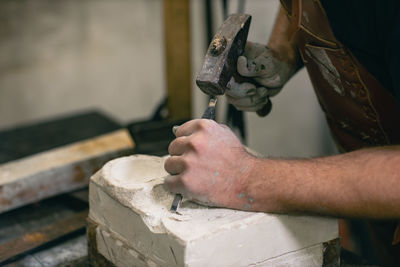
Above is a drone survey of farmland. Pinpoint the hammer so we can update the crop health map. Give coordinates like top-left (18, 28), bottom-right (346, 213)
top-left (196, 14), bottom-right (272, 117)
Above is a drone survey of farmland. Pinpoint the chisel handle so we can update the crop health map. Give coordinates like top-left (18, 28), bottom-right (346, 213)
top-left (201, 98), bottom-right (217, 120)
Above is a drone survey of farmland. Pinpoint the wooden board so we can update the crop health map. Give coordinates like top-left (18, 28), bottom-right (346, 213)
top-left (6, 235), bottom-right (88, 267)
top-left (0, 129), bottom-right (134, 213)
top-left (0, 210), bottom-right (88, 263)
top-left (163, 0), bottom-right (192, 120)
top-left (0, 111), bottom-right (121, 164)
top-left (0, 188), bottom-right (89, 265)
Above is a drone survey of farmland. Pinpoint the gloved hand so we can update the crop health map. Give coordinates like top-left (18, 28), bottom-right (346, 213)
top-left (226, 41), bottom-right (296, 112)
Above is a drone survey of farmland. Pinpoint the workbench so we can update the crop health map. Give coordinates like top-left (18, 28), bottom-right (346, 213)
top-left (0, 189), bottom-right (89, 266)
top-left (0, 111), bottom-right (376, 266)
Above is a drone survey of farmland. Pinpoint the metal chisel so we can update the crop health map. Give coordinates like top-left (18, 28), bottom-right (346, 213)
top-left (170, 98), bottom-right (217, 212)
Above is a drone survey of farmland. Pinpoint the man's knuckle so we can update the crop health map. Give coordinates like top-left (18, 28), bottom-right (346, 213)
top-left (180, 176), bottom-right (196, 193)
top-left (164, 158), bottom-right (173, 173)
top-left (168, 141), bottom-right (175, 155)
top-left (197, 119), bottom-right (209, 130)
top-left (220, 124), bottom-right (229, 130)
top-left (187, 139), bottom-right (196, 150)
top-left (187, 138), bottom-right (202, 152)
top-left (179, 156), bottom-right (190, 170)
top-left (180, 175), bottom-right (189, 187)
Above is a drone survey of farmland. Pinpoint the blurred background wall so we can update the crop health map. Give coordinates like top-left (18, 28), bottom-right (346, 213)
top-left (0, 0), bottom-right (336, 157)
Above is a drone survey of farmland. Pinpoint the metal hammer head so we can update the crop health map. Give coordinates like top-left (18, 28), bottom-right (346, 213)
top-left (196, 14), bottom-right (251, 96)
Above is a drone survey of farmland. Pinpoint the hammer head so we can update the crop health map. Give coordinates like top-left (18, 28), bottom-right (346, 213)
top-left (196, 14), bottom-right (251, 96)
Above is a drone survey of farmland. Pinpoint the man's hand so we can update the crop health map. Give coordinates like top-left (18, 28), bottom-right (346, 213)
top-left (226, 6), bottom-right (302, 113)
top-left (164, 119), bottom-right (400, 219)
top-left (225, 41), bottom-right (297, 112)
top-left (164, 119), bottom-right (258, 209)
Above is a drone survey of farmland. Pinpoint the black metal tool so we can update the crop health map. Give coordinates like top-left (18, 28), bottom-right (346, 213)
top-left (170, 98), bottom-right (217, 212)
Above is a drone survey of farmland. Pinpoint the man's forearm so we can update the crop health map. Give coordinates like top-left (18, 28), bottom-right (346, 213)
top-left (246, 146), bottom-right (400, 219)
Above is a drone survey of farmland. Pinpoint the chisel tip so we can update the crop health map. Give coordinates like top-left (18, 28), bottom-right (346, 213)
top-left (170, 194), bottom-right (183, 212)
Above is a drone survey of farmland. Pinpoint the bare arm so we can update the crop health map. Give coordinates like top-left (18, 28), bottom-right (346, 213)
top-left (164, 119), bottom-right (400, 220)
top-left (244, 146), bottom-right (400, 219)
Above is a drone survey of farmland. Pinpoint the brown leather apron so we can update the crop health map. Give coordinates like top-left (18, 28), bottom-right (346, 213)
top-left (280, 0), bottom-right (400, 265)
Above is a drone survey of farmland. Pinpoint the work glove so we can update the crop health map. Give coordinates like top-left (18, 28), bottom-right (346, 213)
top-left (226, 41), bottom-right (295, 112)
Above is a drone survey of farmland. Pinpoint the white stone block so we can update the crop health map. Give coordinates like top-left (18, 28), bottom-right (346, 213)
top-left (89, 155), bottom-right (338, 267)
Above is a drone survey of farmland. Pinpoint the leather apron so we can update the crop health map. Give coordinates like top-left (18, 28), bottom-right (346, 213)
top-left (280, 0), bottom-right (400, 265)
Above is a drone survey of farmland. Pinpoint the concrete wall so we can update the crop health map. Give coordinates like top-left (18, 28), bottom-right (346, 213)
top-left (0, 0), bottom-right (165, 128)
top-left (0, 0), bottom-right (336, 157)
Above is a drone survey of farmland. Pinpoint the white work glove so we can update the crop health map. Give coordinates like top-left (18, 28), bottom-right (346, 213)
top-left (226, 41), bottom-right (295, 112)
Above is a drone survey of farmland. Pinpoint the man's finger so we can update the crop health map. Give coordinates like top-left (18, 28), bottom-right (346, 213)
top-left (174, 119), bottom-right (202, 137)
top-left (256, 87), bottom-right (269, 98)
top-left (164, 156), bottom-right (186, 175)
top-left (229, 97), bottom-right (269, 112)
top-left (168, 136), bottom-right (189, 156)
top-left (243, 41), bottom-right (265, 59)
top-left (172, 125), bottom-right (179, 135)
top-left (164, 175), bottom-right (184, 194)
top-left (226, 78), bottom-right (257, 98)
top-left (256, 84), bottom-right (281, 97)
top-left (226, 94), bottom-right (268, 108)
top-left (239, 57), bottom-right (271, 77)
top-left (237, 56), bottom-right (257, 77)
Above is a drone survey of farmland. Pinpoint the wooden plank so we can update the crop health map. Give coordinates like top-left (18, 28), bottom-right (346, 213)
top-left (0, 111), bottom-right (121, 164)
top-left (163, 0), bottom-right (192, 120)
top-left (0, 210), bottom-right (88, 263)
top-left (0, 129), bottom-right (134, 213)
top-left (7, 235), bottom-right (88, 267)
top-left (0, 190), bottom-right (89, 265)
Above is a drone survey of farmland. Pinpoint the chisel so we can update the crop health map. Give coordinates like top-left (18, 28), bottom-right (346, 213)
top-left (170, 98), bottom-right (217, 212)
